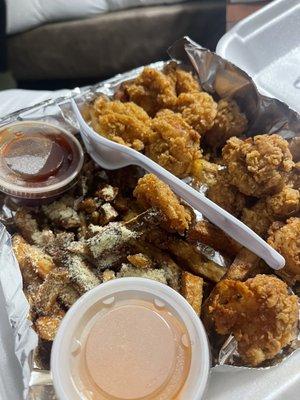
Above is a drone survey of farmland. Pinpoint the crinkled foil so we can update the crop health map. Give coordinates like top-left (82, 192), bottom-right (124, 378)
top-left (0, 37), bottom-right (299, 399)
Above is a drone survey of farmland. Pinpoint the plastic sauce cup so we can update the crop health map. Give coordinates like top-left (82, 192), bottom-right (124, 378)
top-left (51, 278), bottom-right (210, 400)
top-left (0, 120), bottom-right (84, 202)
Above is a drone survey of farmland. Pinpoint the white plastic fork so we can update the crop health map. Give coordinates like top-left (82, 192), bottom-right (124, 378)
top-left (72, 100), bottom-right (285, 270)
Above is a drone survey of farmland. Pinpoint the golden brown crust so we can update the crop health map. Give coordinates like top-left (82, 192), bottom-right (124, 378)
top-left (146, 109), bottom-right (201, 179)
top-left (241, 186), bottom-right (300, 238)
top-left (89, 96), bottom-right (153, 151)
top-left (133, 174), bottom-right (192, 233)
top-left (177, 92), bottom-right (217, 135)
top-left (127, 253), bottom-right (153, 269)
top-left (181, 271), bottom-right (203, 315)
top-left (163, 62), bottom-right (201, 95)
top-left (268, 218), bottom-right (300, 283)
top-left (121, 67), bottom-right (177, 116)
top-left (223, 135), bottom-right (294, 197)
top-left (209, 274), bottom-right (299, 366)
top-left (206, 170), bottom-right (246, 217)
top-left (204, 99), bottom-right (247, 148)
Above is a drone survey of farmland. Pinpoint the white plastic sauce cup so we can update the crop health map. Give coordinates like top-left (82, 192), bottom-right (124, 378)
top-left (51, 278), bottom-right (210, 400)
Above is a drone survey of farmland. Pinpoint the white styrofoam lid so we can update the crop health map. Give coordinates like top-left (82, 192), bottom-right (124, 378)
top-left (217, 0), bottom-right (300, 113)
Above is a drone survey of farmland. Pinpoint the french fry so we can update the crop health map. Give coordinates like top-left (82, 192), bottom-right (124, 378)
top-left (132, 241), bottom-right (182, 291)
top-left (12, 235), bottom-right (55, 280)
top-left (34, 269), bottom-right (69, 315)
top-left (35, 315), bottom-right (64, 342)
top-left (148, 230), bottom-right (225, 282)
top-left (224, 248), bottom-right (260, 281)
top-left (187, 220), bottom-right (242, 258)
top-left (181, 271), bottom-right (204, 315)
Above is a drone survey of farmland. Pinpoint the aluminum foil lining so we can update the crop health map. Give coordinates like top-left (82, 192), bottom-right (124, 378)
top-left (0, 37), bottom-right (299, 399)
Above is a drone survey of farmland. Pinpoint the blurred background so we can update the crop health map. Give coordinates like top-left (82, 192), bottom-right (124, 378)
top-left (0, 1), bottom-right (271, 92)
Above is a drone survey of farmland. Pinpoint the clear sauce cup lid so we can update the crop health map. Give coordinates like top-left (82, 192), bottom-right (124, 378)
top-left (0, 121), bottom-right (84, 199)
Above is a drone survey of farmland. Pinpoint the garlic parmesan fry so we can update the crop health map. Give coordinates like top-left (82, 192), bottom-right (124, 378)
top-left (181, 271), bottom-right (204, 315)
top-left (12, 235), bottom-right (55, 280)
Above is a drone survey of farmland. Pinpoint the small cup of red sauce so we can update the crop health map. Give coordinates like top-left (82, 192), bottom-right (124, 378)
top-left (51, 278), bottom-right (210, 400)
top-left (0, 121), bottom-right (84, 202)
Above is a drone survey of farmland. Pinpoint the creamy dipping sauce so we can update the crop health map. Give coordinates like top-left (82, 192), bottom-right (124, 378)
top-left (71, 298), bottom-right (191, 400)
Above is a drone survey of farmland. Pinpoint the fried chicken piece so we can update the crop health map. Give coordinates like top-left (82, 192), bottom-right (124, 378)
top-left (146, 109), bottom-right (202, 179)
top-left (204, 99), bottom-right (247, 149)
top-left (241, 186), bottom-right (300, 237)
top-left (163, 62), bottom-right (201, 95)
top-left (290, 162), bottom-right (300, 190)
top-left (241, 201), bottom-right (274, 237)
top-left (177, 92), bottom-right (217, 135)
top-left (181, 271), bottom-right (203, 315)
top-left (188, 220), bottom-right (242, 258)
top-left (268, 218), bottom-right (300, 284)
top-left (206, 170), bottom-right (246, 217)
top-left (222, 135), bottom-right (294, 197)
top-left (209, 275), bottom-right (299, 366)
top-left (121, 67), bottom-right (177, 116)
top-left (133, 174), bottom-right (192, 233)
top-left (89, 96), bottom-right (153, 150)
top-left (198, 159), bottom-right (220, 187)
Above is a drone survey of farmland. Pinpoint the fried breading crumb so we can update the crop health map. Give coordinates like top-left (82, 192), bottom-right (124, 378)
top-left (95, 184), bottom-right (119, 202)
top-left (117, 264), bottom-right (167, 284)
top-left (204, 99), bottom-right (247, 148)
top-left (121, 67), bottom-right (177, 116)
top-left (133, 174), bottom-right (192, 233)
top-left (181, 271), bottom-right (203, 315)
top-left (268, 218), bottom-right (300, 283)
top-left (42, 196), bottom-right (81, 229)
top-left (177, 92), bottom-right (217, 135)
top-left (209, 274), bottom-right (299, 366)
top-left (223, 135), bottom-right (294, 197)
top-left (100, 203), bottom-right (118, 224)
top-left (102, 269), bottom-right (116, 282)
top-left (35, 315), bottom-right (64, 341)
top-left (146, 109), bottom-right (202, 179)
top-left (127, 253), bottom-right (153, 269)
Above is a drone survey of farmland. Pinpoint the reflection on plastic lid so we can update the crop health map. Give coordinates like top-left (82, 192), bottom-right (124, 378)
top-left (0, 121), bottom-right (84, 200)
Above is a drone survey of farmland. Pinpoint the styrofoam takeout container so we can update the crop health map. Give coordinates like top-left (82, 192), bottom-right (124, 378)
top-left (51, 278), bottom-right (210, 400)
top-left (217, 0), bottom-right (300, 114)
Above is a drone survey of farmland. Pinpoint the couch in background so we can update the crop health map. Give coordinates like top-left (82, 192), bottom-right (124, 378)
top-left (7, 1), bottom-right (225, 87)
